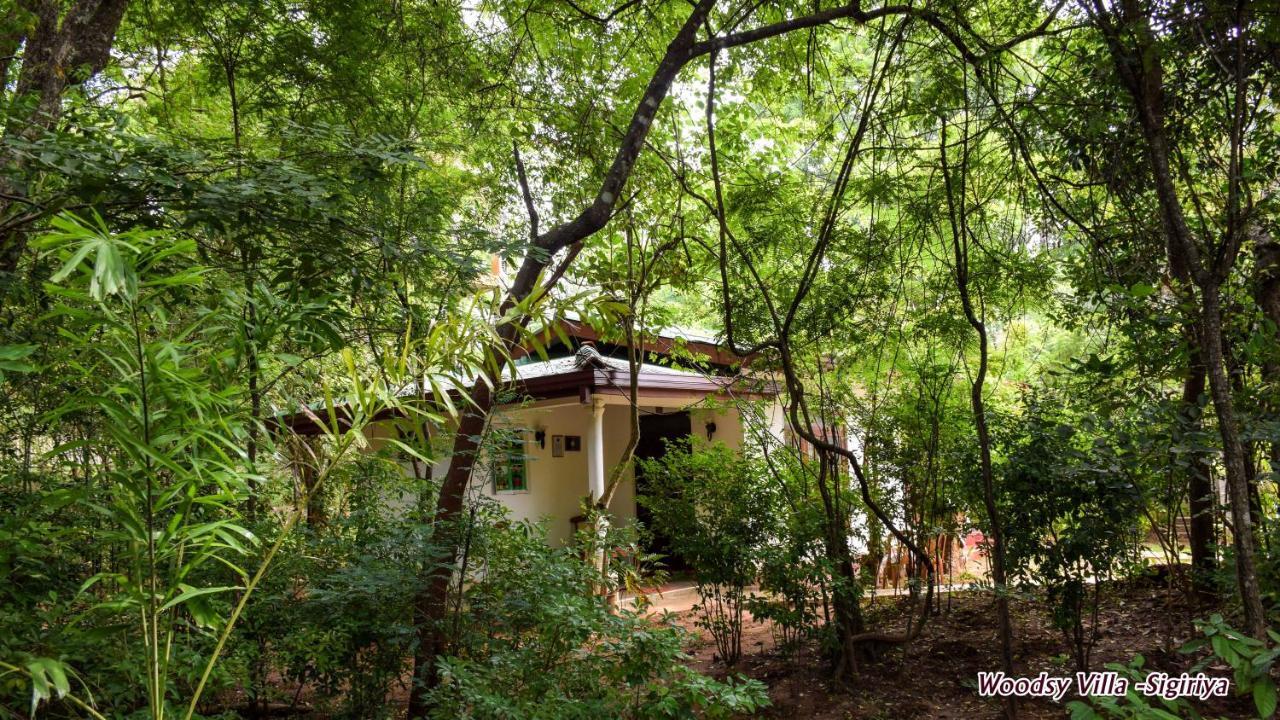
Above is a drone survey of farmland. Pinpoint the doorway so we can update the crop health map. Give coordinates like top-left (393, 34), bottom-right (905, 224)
top-left (635, 410), bottom-right (692, 571)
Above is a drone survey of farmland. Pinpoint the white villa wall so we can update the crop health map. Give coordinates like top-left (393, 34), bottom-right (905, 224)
top-left (486, 403), bottom-right (638, 546)
top-left (688, 405), bottom-right (743, 450)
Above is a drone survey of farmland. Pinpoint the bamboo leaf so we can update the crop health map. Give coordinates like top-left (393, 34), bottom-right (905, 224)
top-left (158, 584), bottom-right (242, 613)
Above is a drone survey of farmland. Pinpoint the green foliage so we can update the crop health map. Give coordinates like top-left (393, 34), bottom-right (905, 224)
top-left (1067, 616), bottom-right (1280, 720)
top-left (638, 441), bottom-right (779, 666)
top-left (1185, 616), bottom-right (1280, 720)
top-left (2, 0), bottom-right (1279, 715)
top-left (2, 210), bottom-right (459, 717)
top-left (1065, 654), bottom-right (1202, 720)
top-left (24, 212), bottom-right (254, 718)
top-left (999, 390), bottom-right (1145, 671)
top-left (233, 456), bottom-right (431, 719)
top-left (424, 520), bottom-right (770, 720)
top-left (745, 452), bottom-right (835, 656)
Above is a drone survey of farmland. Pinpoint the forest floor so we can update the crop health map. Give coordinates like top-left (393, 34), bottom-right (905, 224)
top-left (238, 578), bottom-right (1257, 718)
top-left (665, 578), bottom-right (1258, 719)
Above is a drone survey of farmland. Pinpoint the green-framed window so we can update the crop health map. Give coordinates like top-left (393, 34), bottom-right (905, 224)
top-left (494, 438), bottom-right (527, 492)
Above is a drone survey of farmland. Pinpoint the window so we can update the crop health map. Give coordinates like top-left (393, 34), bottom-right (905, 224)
top-left (494, 438), bottom-right (528, 492)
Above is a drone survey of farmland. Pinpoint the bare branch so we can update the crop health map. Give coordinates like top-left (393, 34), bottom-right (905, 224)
top-left (512, 141), bottom-right (540, 241)
top-left (559, 0), bottom-right (643, 25)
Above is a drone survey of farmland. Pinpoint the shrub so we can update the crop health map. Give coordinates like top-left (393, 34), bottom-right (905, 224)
top-left (637, 440), bottom-right (778, 666)
top-left (232, 455), bottom-right (433, 719)
top-left (746, 484), bottom-right (829, 657)
top-left (1066, 615), bottom-right (1279, 720)
top-left (1000, 396), bottom-right (1145, 671)
top-left (424, 520), bottom-right (769, 719)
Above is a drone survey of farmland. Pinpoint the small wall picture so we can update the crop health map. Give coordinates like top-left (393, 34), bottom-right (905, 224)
top-left (564, 435), bottom-right (581, 452)
top-left (552, 435), bottom-right (565, 457)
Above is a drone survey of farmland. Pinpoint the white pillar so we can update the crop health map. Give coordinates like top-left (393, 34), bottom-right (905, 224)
top-left (588, 396), bottom-right (606, 502)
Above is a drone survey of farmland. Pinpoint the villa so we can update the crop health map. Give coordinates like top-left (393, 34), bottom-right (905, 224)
top-left (286, 318), bottom-right (785, 545)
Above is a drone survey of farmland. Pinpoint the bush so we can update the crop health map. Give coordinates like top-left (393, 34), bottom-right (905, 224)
top-left (424, 520), bottom-right (769, 719)
top-left (1000, 395), bottom-right (1145, 671)
top-left (746, 471), bottom-right (830, 658)
top-left (232, 455), bottom-right (433, 719)
top-left (637, 440), bottom-right (779, 666)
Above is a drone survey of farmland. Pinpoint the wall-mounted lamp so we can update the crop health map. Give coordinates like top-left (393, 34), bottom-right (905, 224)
top-left (534, 429), bottom-right (546, 449)
top-left (705, 421), bottom-right (717, 440)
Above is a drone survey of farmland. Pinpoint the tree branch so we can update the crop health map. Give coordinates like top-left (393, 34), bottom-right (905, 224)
top-left (512, 140), bottom-right (540, 241)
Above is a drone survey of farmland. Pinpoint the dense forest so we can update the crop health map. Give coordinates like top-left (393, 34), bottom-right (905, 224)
top-left (0, 0), bottom-right (1278, 718)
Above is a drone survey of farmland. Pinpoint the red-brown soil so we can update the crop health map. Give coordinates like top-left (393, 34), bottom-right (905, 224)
top-left (673, 582), bottom-right (1259, 719)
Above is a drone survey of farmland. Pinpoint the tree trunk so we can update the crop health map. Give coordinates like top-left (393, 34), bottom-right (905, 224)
top-left (406, 382), bottom-right (489, 718)
top-left (941, 118), bottom-right (1017, 718)
top-left (812, 453), bottom-right (866, 676)
top-left (1199, 285), bottom-right (1268, 639)
top-left (1087, 0), bottom-right (1268, 640)
top-left (1180, 342), bottom-right (1217, 597)
top-left (963, 296), bottom-right (1018, 720)
top-left (0, 0), bottom-right (131, 283)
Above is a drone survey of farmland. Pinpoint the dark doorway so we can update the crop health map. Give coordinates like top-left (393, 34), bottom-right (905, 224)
top-left (635, 411), bottom-right (692, 570)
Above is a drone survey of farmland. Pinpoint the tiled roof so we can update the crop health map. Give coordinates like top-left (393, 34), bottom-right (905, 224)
top-left (395, 349), bottom-right (718, 398)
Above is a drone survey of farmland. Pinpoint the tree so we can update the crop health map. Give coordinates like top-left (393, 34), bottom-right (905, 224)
top-left (1080, 0), bottom-right (1276, 640)
top-left (0, 0), bottom-right (131, 282)
top-left (940, 109), bottom-right (1018, 714)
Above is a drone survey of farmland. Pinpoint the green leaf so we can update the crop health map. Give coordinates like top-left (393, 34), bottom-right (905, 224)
top-left (24, 658), bottom-right (71, 716)
top-left (384, 437), bottom-right (436, 466)
top-left (1179, 637), bottom-right (1207, 654)
top-left (1067, 701), bottom-right (1101, 720)
top-left (185, 594), bottom-right (223, 629)
top-left (158, 584), bottom-right (242, 613)
top-left (1255, 679), bottom-right (1277, 719)
top-left (0, 344), bottom-right (37, 373)
top-left (36, 659), bottom-right (70, 698)
top-left (27, 663), bottom-right (50, 717)
top-left (48, 236), bottom-right (99, 283)
top-left (1211, 635), bottom-right (1240, 665)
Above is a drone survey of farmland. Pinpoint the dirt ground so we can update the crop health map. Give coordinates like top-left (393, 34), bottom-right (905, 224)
top-left (666, 580), bottom-right (1259, 719)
